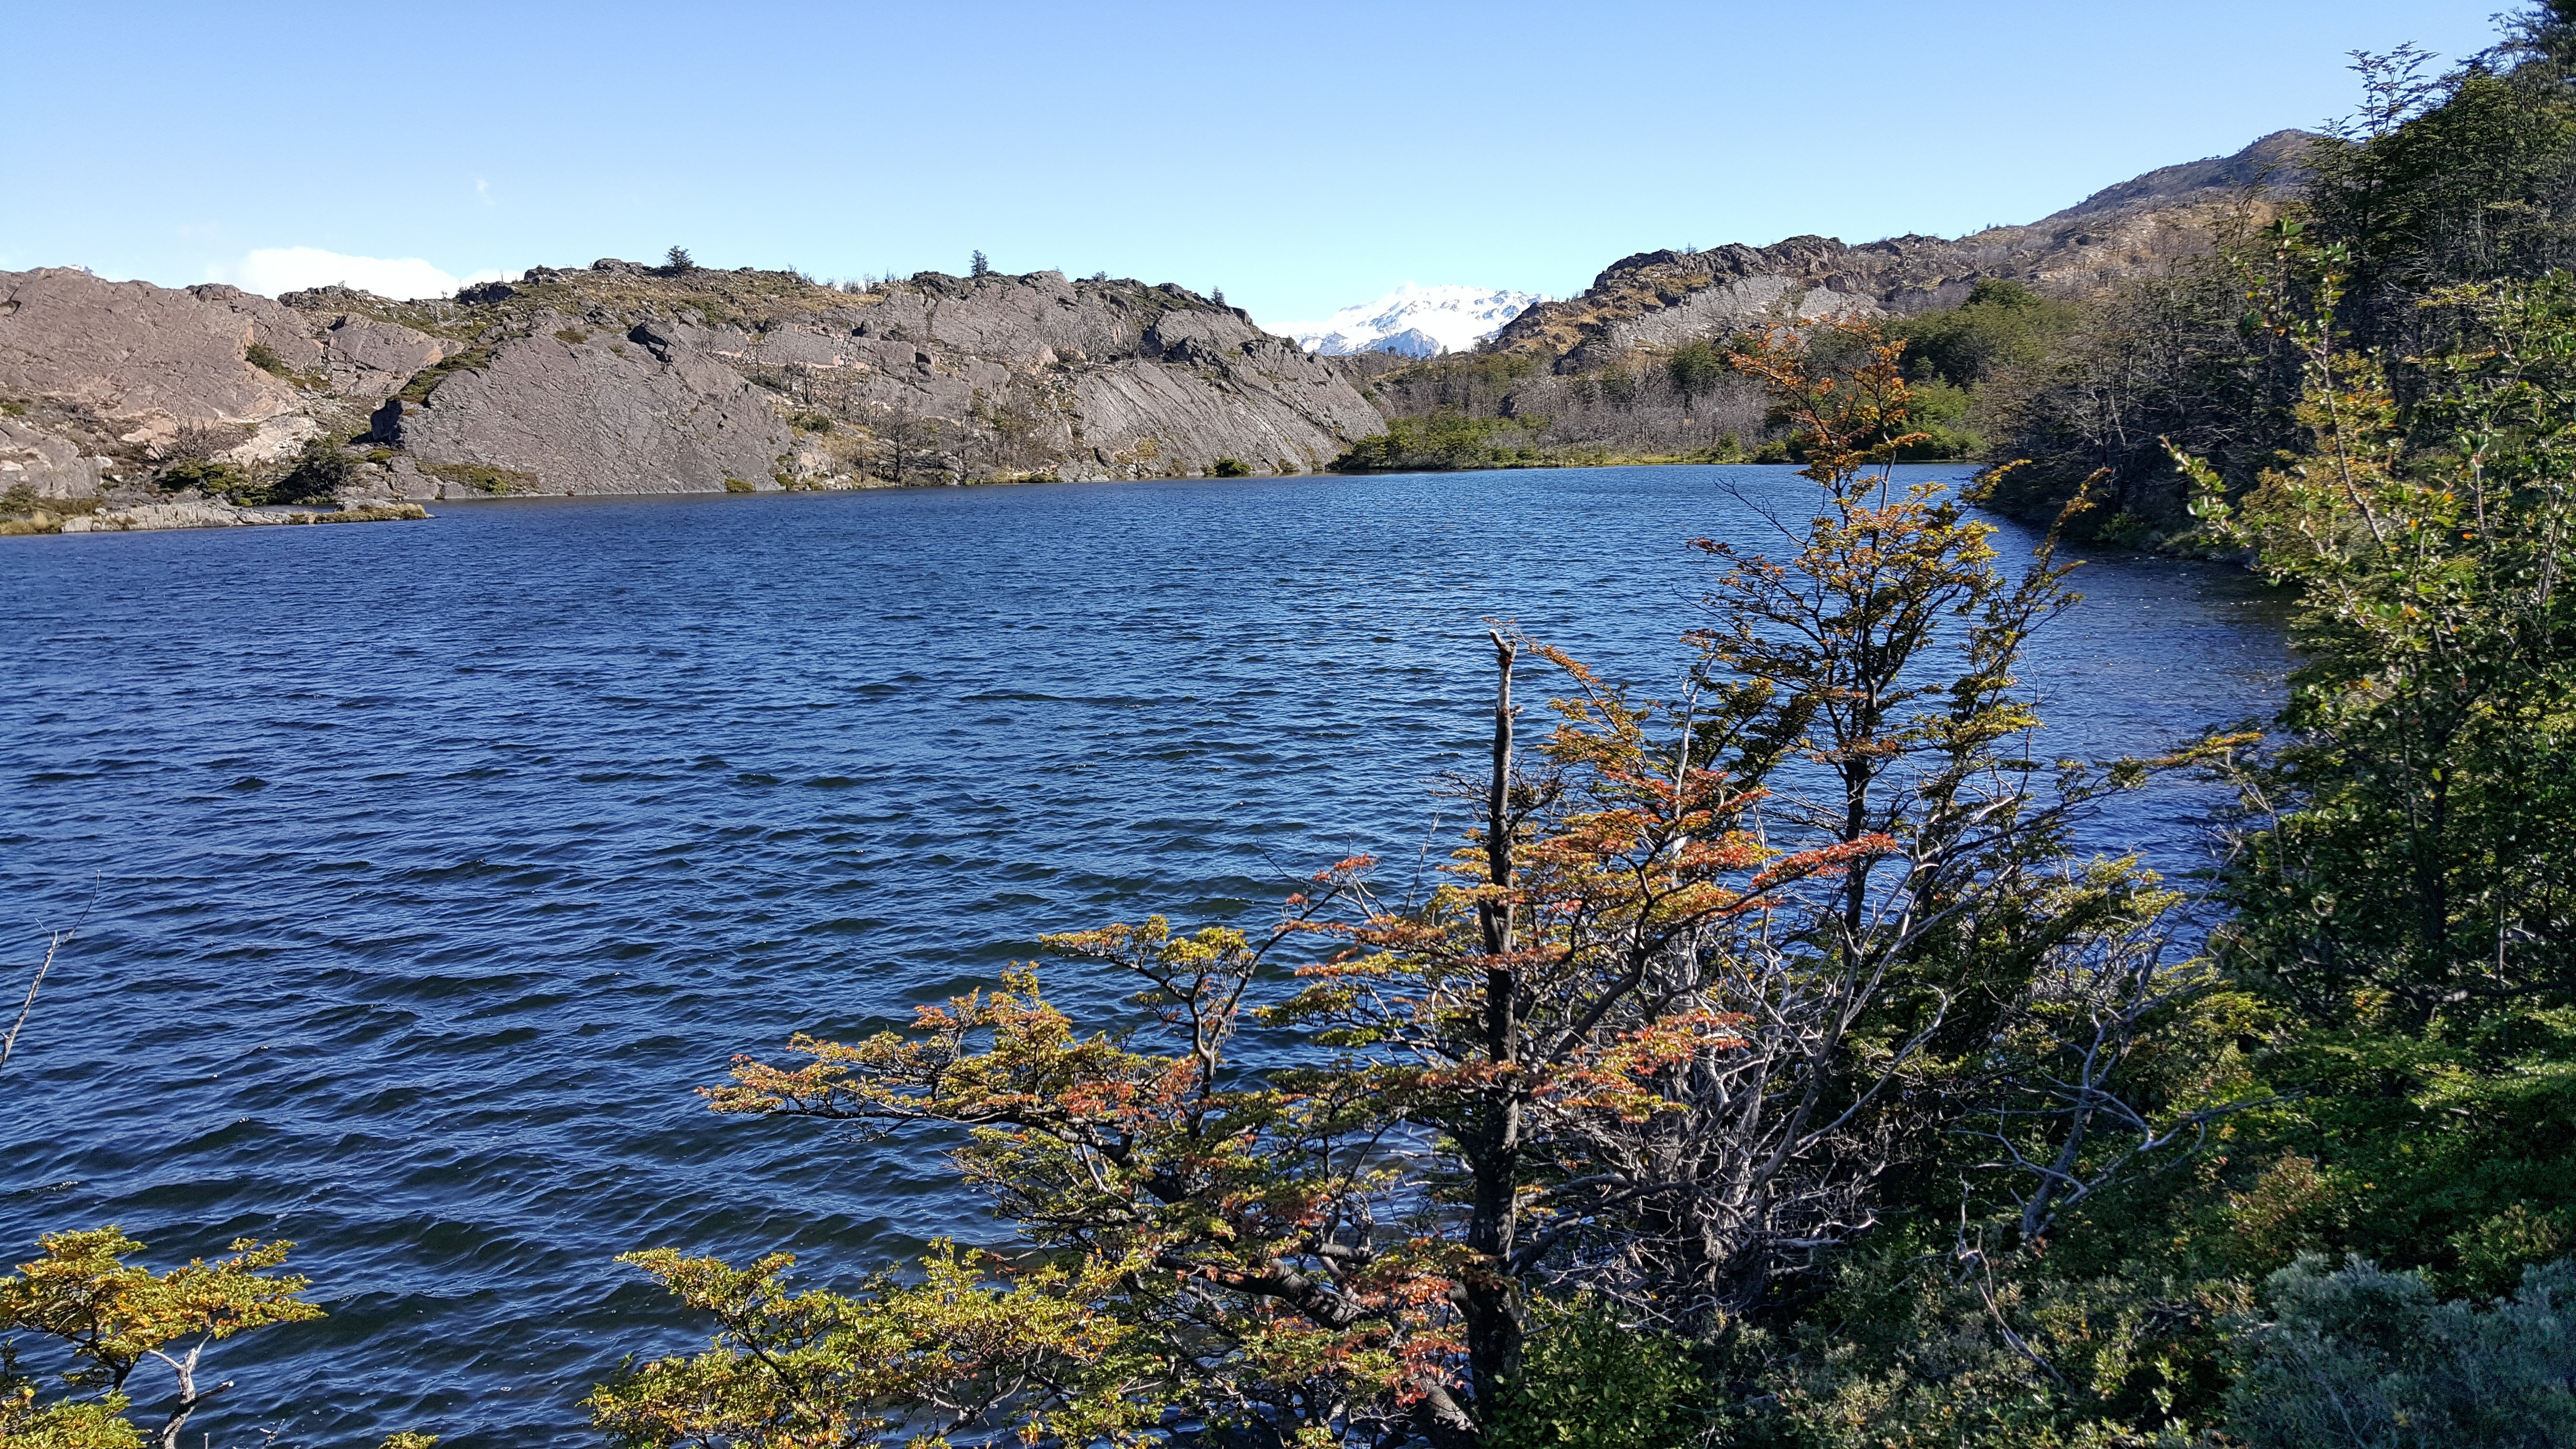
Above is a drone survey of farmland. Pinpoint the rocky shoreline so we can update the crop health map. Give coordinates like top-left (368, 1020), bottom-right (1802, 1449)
top-left (0, 259), bottom-right (1385, 531)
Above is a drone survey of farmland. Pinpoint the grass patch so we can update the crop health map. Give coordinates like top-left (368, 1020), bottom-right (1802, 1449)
top-left (419, 461), bottom-right (537, 495)
top-left (0, 484), bottom-right (104, 534)
top-left (0, 399), bottom-right (26, 418)
top-left (245, 342), bottom-right (328, 390)
top-left (724, 478), bottom-right (757, 494)
top-left (396, 345), bottom-right (497, 404)
top-left (307, 503), bottom-right (430, 524)
top-left (554, 328), bottom-right (589, 345)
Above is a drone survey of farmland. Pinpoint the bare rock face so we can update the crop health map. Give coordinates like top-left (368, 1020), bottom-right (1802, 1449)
top-left (0, 416), bottom-right (108, 498)
top-left (370, 321), bottom-right (792, 495)
top-left (0, 269), bottom-right (308, 440)
top-left (0, 259), bottom-right (1383, 506)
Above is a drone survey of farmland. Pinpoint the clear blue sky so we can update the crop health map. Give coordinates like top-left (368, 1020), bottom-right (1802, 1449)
top-left (2, 0), bottom-right (2511, 331)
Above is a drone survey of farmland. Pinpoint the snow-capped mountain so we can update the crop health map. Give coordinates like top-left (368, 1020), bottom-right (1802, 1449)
top-left (1282, 284), bottom-right (1545, 358)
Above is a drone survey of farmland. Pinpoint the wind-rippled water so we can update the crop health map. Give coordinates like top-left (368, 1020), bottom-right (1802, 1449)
top-left (0, 467), bottom-right (2287, 1446)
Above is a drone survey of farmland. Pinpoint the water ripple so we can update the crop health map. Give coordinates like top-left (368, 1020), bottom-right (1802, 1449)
top-left (0, 467), bottom-right (2286, 1446)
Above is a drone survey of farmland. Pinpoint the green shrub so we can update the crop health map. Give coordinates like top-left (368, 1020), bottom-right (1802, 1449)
top-left (0, 398), bottom-right (25, 417)
top-left (154, 457), bottom-right (248, 498)
top-left (723, 478), bottom-right (757, 494)
top-left (1486, 1301), bottom-right (1708, 1449)
top-left (245, 342), bottom-right (285, 373)
top-left (251, 440), bottom-right (357, 505)
top-left (2225, 1255), bottom-right (2576, 1448)
top-left (1210, 455), bottom-right (1251, 477)
top-left (1331, 414), bottom-right (1542, 472)
top-left (396, 345), bottom-right (495, 404)
top-left (554, 328), bottom-right (589, 346)
top-left (789, 411), bottom-right (834, 433)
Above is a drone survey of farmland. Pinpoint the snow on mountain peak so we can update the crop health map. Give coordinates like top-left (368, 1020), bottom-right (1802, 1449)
top-left (1280, 283), bottom-right (1546, 358)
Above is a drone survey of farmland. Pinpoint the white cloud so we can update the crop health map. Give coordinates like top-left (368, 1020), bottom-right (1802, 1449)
top-left (204, 246), bottom-right (510, 301)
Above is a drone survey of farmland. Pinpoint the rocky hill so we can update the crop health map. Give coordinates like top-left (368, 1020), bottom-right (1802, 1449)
top-left (1484, 129), bottom-right (2316, 371)
top-left (0, 261), bottom-right (1385, 508)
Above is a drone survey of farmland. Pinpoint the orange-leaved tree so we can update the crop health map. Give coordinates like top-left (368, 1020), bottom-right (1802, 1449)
top-left (603, 315), bottom-right (2206, 1446)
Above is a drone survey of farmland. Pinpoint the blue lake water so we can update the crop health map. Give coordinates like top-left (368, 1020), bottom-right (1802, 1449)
top-left (0, 466), bottom-right (2288, 1446)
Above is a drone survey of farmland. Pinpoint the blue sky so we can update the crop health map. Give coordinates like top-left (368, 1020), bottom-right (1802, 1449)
top-left (2, 0), bottom-right (2512, 331)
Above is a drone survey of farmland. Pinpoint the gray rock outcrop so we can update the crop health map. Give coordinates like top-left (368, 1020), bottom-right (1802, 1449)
top-left (0, 260), bottom-right (1385, 510)
top-left (1487, 130), bottom-right (2318, 370)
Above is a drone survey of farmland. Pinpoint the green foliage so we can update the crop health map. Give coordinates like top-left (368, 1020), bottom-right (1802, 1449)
top-left (722, 478), bottom-right (756, 494)
top-left (587, 1241), bottom-right (1163, 1449)
top-left (1486, 1302), bottom-right (1707, 1449)
top-left (267, 439), bottom-right (354, 505)
top-left (1332, 412), bottom-right (1545, 471)
top-left (0, 1228), bottom-right (322, 1448)
top-left (1667, 339), bottom-right (1727, 401)
top-left (2224, 1254), bottom-right (2576, 1448)
top-left (395, 344), bottom-right (495, 404)
top-left (970, 249), bottom-right (990, 278)
top-left (1209, 454), bottom-right (1252, 477)
top-left (151, 457), bottom-right (246, 499)
top-left (787, 409), bottom-right (833, 433)
top-left (2304, 38), bottom-right (2576, 352)
top-left (1889, 278), bottom-right (2083, 389)
top-left (242, 342), bottom-right (285, 374)
top-left (554, 327), bottom-right (589, 345)
top-left (664, 246), bottom-right (694, 273)
top-left (1731, 1238), bottom-right (2247, 1449)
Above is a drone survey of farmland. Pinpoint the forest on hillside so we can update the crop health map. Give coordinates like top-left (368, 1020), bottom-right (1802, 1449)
top-left (9, 4), bottom-right (2576, 1447)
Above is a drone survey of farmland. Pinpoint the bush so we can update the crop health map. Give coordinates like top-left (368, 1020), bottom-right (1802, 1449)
top-left (270, 440), bottom-right (355, 505)
top-left (2225, 1255), bottom-right (2576, 1448)
top-left (1331, 413), bottom-right (1542, 471)
top-left (153, 457), bottom-right (247, 498)
top-left (1487, 1301), bottom-right (1708, 1449)
top-left (1209, 455), bottom-right (1251, 477)
top-left (723, 478), bottom-right (757, 494)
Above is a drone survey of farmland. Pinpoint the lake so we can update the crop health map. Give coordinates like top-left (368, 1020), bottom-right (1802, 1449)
top-left (0, 466), bottom-right (2287, 1446)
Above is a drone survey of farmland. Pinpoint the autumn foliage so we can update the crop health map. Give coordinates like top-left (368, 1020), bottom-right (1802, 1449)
top-left (580, 313), bottom-right (2231, 1448)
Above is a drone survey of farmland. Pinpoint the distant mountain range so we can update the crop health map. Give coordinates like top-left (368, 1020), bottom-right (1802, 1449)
top-left (1284, 284), bottom-right (1547, 357)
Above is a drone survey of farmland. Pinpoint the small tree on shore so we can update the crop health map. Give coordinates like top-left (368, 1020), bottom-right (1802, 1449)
top-left (604, 316), bottom-right (2196, 1445)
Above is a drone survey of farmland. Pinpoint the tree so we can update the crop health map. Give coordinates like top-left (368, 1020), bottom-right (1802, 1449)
top-left (970, 250), bottom-right (990, 278)
top-left (0, 1229), bottom-right (322, 1449)
top-left (666, 247), bottom-right (695, 274)
top-left (2173, 237), bottom-right (2576, 1290)
top-left (1665, 340), bottom-right (1725, 442)
top-left (608, 315), bottom-right (2190, 1445)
